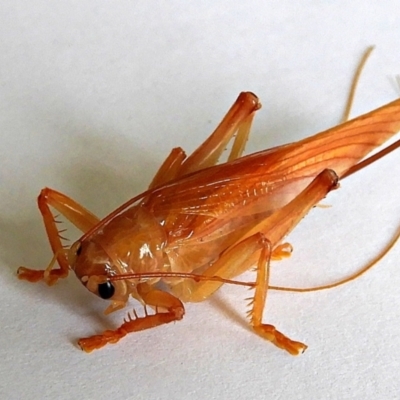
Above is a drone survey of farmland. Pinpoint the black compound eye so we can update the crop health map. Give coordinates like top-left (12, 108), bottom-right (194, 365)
top-left (98, 281), bottom-right (115, 299)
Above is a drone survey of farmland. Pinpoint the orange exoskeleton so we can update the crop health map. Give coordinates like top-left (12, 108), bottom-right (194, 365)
top-left (18, 48), bottom-right (400, 355)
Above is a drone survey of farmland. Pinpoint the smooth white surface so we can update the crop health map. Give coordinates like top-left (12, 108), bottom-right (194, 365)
top-left (1, 2), bottom-right (400, 399)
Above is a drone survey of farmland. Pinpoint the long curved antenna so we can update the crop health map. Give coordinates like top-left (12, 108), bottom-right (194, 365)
top-left (269, 222), bottom-right (400, 293)
top-left (107, 271), bottom-right (256, 288)
top-left (273, 47), bottom-right (399, 293)
top-left (341, 46), bottom-right (375, 123)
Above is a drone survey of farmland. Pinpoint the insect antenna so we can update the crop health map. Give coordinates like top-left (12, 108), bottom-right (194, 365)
top-left (341, 46), bottom-right (374, 123)
top-left (106, 271), bottom-right (256, 288)
top-left (269, 221), bottom-right (400, 293)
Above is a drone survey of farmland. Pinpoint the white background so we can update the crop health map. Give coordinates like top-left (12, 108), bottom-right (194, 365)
top-left (1, 1), bottom-right (400, 399)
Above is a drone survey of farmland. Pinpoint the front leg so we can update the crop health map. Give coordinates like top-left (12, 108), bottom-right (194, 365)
top-left (78, 285), bottom-right (184, 352)
top-left (18, 188), bottom-right (100, 285)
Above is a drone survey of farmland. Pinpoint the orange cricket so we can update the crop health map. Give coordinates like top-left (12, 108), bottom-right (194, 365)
top-left (18, 48), bottom-right (400, 355)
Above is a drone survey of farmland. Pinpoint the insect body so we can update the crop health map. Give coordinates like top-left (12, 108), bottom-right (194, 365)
top-left (18, 53), bottom-right (400, 355)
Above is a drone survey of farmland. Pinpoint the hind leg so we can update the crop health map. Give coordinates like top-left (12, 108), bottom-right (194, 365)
top-left (171, 170), bottom-right (338, 354)
top-left (149, 92), bottom-right (260, 188)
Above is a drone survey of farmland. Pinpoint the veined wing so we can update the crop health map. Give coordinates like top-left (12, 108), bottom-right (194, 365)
top-left (144, 97), bottom-right (400, 223)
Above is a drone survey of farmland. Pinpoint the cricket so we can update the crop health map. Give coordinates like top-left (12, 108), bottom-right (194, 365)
top-left (18, 48), bottom-right (400, 355)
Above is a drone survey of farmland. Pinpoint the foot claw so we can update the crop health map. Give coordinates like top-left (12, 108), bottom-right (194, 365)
top-left (254, 324), bottom-right (307, 355)
top-left (17, 267), bottom-right (45, 283)
top-left (78, 330), bottom-right (125, 353)
top-left (17, 266), bottom-right (67, 285)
